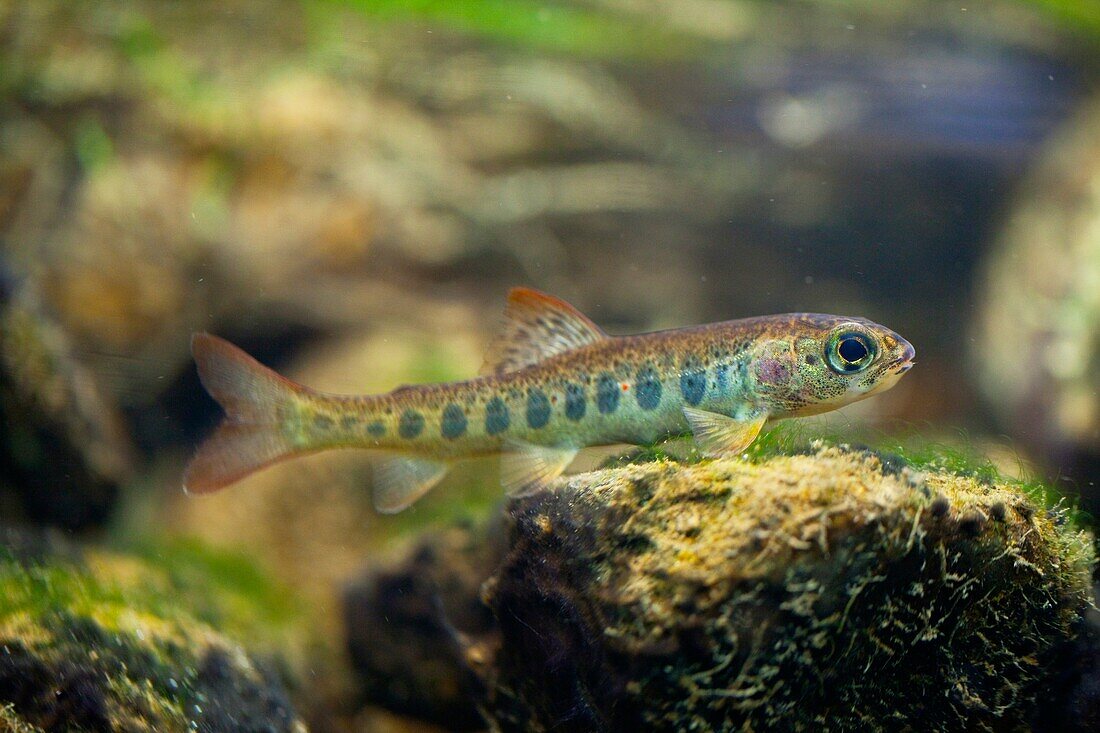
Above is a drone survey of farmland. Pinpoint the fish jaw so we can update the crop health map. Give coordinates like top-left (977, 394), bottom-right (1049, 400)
top-left (854, 339), bottom-right (916, 397)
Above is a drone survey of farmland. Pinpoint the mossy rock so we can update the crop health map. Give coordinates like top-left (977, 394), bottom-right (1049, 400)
top-left (344, 520), bottom-right (504, 730)
top-left (0, 284), bottom-right (132, 530)
top-left (973, 97), bottom-right (1100, 504)
top-left (478, 444), bottom-right (1096, 732)
top-left (0, 529), bottom-right (307, 732)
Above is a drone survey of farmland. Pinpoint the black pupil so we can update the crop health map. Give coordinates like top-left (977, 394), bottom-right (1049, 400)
top-left (838, 337), bottom-right (868, 364)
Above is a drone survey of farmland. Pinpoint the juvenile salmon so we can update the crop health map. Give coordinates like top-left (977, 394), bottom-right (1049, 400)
top-left (185, 287), bottom-right (914, 511)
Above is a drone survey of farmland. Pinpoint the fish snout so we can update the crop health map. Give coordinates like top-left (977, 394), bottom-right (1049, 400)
top-left (891, 340), bottom-right (916, 374)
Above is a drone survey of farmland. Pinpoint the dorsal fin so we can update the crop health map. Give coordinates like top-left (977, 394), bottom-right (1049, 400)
top-left (480, 287), bottom-right (607, 375)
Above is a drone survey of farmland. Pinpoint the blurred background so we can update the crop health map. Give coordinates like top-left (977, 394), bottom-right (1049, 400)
top-left (2, 0), bottom-right (1100, 729)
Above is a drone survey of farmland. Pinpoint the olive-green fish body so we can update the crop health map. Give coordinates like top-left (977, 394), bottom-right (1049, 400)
top-left (185, 288), bottom-right (914, 512)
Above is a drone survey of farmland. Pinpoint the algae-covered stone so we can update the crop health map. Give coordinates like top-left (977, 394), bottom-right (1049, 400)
top-left (973, 98), bottom-right (1100, 500)
top-left (343, 520), bottom-right (503, 731)
top-left (477, 445), bottom-right (1095, 732)
top-left (0, 282), bottom-right (132, 530)
top-left (0, 528), bottom-right (307, 732)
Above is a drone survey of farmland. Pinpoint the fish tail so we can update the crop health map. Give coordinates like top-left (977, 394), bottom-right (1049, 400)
top-left (183, 332), bottom-right (312, 494)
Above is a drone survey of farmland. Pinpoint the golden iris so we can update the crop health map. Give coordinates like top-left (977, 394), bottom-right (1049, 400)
top-left (826, 331), bottom-right (875, 373)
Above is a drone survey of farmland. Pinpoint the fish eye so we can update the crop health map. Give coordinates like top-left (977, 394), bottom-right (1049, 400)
top-left (826, 331), bottom-right (875, 373)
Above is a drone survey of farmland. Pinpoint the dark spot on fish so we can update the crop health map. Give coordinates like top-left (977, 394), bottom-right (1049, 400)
top-left (597, 373), bottom-right (619, 414)
top-left (313, 414), bottom-right (334, 430)
top-left (680, 357), bottom-right (706, 406)
top-left (486, 397), bottom-right (510, 435)
top-left (441, 403), bottom-right (467, 439)
top-left (635, 365), bottom-right (661, 411)
top-left (341, 415), bottom-right (358, 430)
top-left (367, 421), bottom-right (386, 438)
top-left (565, 383), bottom-right (586, 421)
top-left (805, 353), bottom-right (820, 365)
top-left (527, 389), bottom-right (551, 429)
top-left (990, 502), bottom-right (1007, 522)
top-left (398, 410), bottom-right (424, 439)
top-left (714, 363), bottom-right (730, 393)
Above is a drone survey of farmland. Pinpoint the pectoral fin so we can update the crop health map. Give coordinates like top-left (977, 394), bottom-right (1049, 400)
top-left (501, 441), bottom-right (578, 497)
top-left (683, 407), bottom-right (768, 457)
top-left (372, 455), bottom-right (449, 513)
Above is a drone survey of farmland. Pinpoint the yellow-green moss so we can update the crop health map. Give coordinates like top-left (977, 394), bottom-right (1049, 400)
top-left (0, 531), bottom-right (308, 732)
top-left (0, 705), bottom-right (41, 733)
top-left (482, 444), bottom-right (1096, 732)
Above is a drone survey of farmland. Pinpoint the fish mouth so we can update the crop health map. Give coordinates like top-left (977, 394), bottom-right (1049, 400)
top-left (889, 341), bottom-right (916, 375)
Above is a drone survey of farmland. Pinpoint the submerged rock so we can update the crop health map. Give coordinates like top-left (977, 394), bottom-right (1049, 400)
top-left (481, 446), bottom-right (1094, 731)
top-left (973, 98), bottom-right (1100, 508)
top-left (344, 520), bottom-right (503, 731)
top-left (347, 444), bottom-right (1096, 732)
top-left (0, 283), bottom-right (132, 530)
top-left (0, 528), bottom-right (307, 732)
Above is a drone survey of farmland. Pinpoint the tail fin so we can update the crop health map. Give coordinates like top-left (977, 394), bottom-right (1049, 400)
top-left (183, 333), bottom-right (309, 494)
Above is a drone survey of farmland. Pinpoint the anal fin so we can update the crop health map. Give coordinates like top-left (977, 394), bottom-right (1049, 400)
top-left (683, 407), bottom-right (767, 458)
top-left (501, 441), bottom-right (578, 497)
top-left (372, 455), bottom-right (449, 513)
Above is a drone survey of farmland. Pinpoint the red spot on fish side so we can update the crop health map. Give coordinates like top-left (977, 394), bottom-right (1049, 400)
top-left (755, 358), bottom-right (790, 385)
top-left (621, 383), bottom-right (629, 391)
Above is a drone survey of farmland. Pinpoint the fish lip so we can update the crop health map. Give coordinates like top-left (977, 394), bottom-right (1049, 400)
top-left (889, 341), bottom-right (916, 374)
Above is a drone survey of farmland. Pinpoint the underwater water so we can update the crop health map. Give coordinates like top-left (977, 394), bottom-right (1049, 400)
top-left (1, 1), bottom-right (1099, 731)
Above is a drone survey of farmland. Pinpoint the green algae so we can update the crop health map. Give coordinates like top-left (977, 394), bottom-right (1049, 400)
top-left (0, 531), bottom-right (307, 732)
top-left (317, 0), bottom-right (703, 61)
top-left (1024, 0), bottom-right (1100, 40)
top-left (123, 538), bottom-right (304, 646)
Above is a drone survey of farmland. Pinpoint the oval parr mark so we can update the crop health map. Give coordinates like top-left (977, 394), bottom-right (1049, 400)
top-left (679, 358), bottom-right (707, 406)
top-left (565, 383), bottom-right (586, 421)
top-left (526, 389), bottom-right (551, 429)
top-left (367, 420), bottom-right (386, 438)
top-left (596, 372), bottom-right (620, 414)
top-left (635, 365), bottom-right (662, 410)
top-left (398, 410), bottom-right (425, 439)
top-left (485, 396), bottom-right (511, 435)
top-left (441, 403), bottom-right (467, 439)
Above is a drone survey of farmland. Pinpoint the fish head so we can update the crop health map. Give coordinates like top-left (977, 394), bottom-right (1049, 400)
top-left (748, 315), bottom-right (915, 417)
